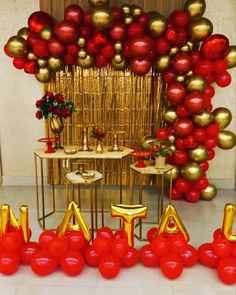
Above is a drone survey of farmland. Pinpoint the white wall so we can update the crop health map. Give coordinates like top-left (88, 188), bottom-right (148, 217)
top-left (0, 0), bottom-right (235, 187)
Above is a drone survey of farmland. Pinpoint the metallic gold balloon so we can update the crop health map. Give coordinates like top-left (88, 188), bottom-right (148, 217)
top-left (192, 110), bottom-right (213, 127)
top-left (27, 52), bottom-right (37, 60)
top-left (186, 70), bottom-right (194, 77)
top-left (200, 183), bottom-right (217, 201)
top-left (114, 41), bottom-right (122, 52)
top-left (189, 145), bottom-right (208, 162)
top-left (77, 37), bottom-right (86, 47)
top-left (186, 75), bottom-right (206, 92)
top-left (91, 6), bottom-right (113, 29)
top-left (217, 130), bottom-right (236, 150)
top-left (169, 144), bottom-right (177, 153)
top-left (114, 53), bottom-right (123, 64)
top-left (155, 55), bottom-right (171, 72)
top-left (148, 12), bottom-right (167, 38)
top-left (89, 0), bottom-right (109, 7)
top-left (168, 135), bottom-right (176, 144)
top-left (35, 67), bottom-right (53, 83)
top-left (37, 58), bottom-right (48, 68)
top-left (169, 46), bottom-right (179, 56)
top-left (225, 46), bottom-right (236, 68)
top-left (78, 49), bottom-right (87, 59)
top-left (157, 205), bottom-right (189, 242)
top-left (122, 4), bottom-right (131, 15)
top-left (213, 107), bottom-right (232, 130)
top-left (165, 164), bottom-right (180, 181)
top-left (181, 162), bottom-right (202, 181)
top-left (188, 17), bottom-right (213, 41)
top-left (40, 27), bottom-right (53, 40)
top-left (48, 57), bottom-right (64, 71)
top-left (111, 204), bottom-right (147, 246)
top-left (17, 27), bottom-right (29, 40)
top-left (140, 135), bottom-right (156, 150)
top-left (131, 5), bottom-right (142, 17)
top-left (221, 203), bottom-right (236, 242)
top-left (7, 35), bottom-right (27, 57)
top-left (176, 75), bottom-right (186, 83)
top-left (163, 107), bottom-right (177, 124)
top-left (78, 54), bottom-right (94, 69)
top-left (124, 15), bottom-right (134, 25)
top-left (112, 57), bottom-right (127, 70)
top-left (187, 41), bottom-right (194, 51)
top-left (184, 0), bottom-right (206, 18)
top-left (180, 44), bottom-right (190, 52)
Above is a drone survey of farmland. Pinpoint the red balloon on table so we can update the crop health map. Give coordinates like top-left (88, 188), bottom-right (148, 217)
top-left (99, 254), bottom-right (121, 279)
top-left (139, 244), bottom-right (160, 267)
top-left (60, 250), bottom-right (85, 276)
top-left (85, 246), bottom-right (100, 267)
top-left (160, 252), bottom-right (183, 279)
top-left (198, 243), bottom-right (220, 268)
top-left (64, 4), bottom-right (84, 26)
top-left (120, 247), bottom-right (139, 268)
top-left (166, 83), bottom-right (186, 105)
top-left (2, 232), bottom-right (22, 252)
top-left (217, 257), bottom-right (236, 285)
top-left (213, 228), bottom-right (222, 240)
top-left (170, 233), bottom-right (187, 254)
top-left (31, 250), bottom-right (58, 276)
top-left (151, 236), bottom-right (170, 257)
top-left (48, 237), bottom-right (69, 258)
top-left (92, 236), bottom-right (112, 256)
top-left (20, 242), bottom-right (41, 264)
top-left (212, 237), bottom-right (232, 258)
top-left (28, 11), bottom-right (54, 33)
top-left (97, 226), bottom-right (114, 240)
top-left (39, 230), bottom-right (57, 249)
top-left (67, 231), bottom-right (85, 252)
top-left (111, 238), bottom-right (129, 258)
top-left (180, 244), bottom-right (198, 267)
top-left (147, 227), bottom-right (158, 243)
top-left (0, 251), bottom-right (20, 275)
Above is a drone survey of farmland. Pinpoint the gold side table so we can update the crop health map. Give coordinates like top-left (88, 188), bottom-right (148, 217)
top-left (129, 163), bottom-right (173, 241)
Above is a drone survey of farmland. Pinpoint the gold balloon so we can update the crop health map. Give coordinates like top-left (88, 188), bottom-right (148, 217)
top-left (169, 46), bottom-right (179, 56)
top-left (77, 37), bottom-right (86, 47)
top-left (187, 41), bottom-right (194, 51)
top-left (37, 58), bottom-right (48, 68)
top-left (188, 17), bottom-right (213, 41)
top-left (89, 0), bottom-right (109, 7)
top-left (186, 70), bottom-right (194, 77)
top-left (40, 27), bottom-right (53, 40)
top-left (17, 27), bottom-right (29, 40)
top-left (186, 75), bottom-right (206, 92)
top-left (184, 0), bottom-right (206, 18)
top-left (78, 54), bottom-right (94, 69)
top-left (225, 46), bottom-right (236, 68)
top-left (112, 57), bottom-right (127, 70)
top-left (213, 107), bottom-right (232, 130)
top-left (7, 35), bottom-right (27, 57)
top-left (169, 144), bottom-right (177, 153)
top-left (165, 164), bottom-right (180, 181)
top-left (114, 41), bottom-right (122, 52)
top-left (217, 130), bottom-right (236, 150)
top-left (176, 75), bottom-right (186, 83)
top-left (124, 15), bottom-right (134, 25)
top-left (131, 5), bottom-right (142, 17)
top-left (35, 67), bottom-right (53, 83)
top-left (113, 53), bottom-right (123, 64)
top-left (91, 6), bottom-right (113, 29)
top-left (189, 145), bottom-right (208, 162)
top-left (163, 107), bottom-right (177, 124)
top-left (27, 52), bottom-right (37, 60)
top-left (181, 162), bottom-right (202, 181)
top-left (200, 183), bottom-right (217, 201)
top-left (192, 110), bottom-right (213, 127)
top-left (180, 44), bottom-right (190, 52)
top-left (78, 49), bottom-right (87, 59)
top-left (155, 55), bottom-right (171, 72)
top-left (148, 12), bottom-right (167, 38)
top-left (168, 135), bottom-right (176, 144)
top-left (221, 203), bottom-right (236, 243)
top-left (140, 134), bottom-right (156, 150)
top-left (48, 57), bottom-right (64, 71)
top-left (122, 4), bottom-right (131, 15)
top-left (111, 204), bottom-right (147, 246)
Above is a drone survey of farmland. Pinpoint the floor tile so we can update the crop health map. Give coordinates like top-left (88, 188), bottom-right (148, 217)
top-left (95, 286), bottom-right (173, 295)
top-left (15, 285), bottom-right (95, 295)
top-left (0, 285), bottom-right (19, 295)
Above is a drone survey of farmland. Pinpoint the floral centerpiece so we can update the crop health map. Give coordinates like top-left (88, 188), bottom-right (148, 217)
top-left (153, 141), bottom-right (173, 168)
top-left (91, 127), bottom-right (106, 154)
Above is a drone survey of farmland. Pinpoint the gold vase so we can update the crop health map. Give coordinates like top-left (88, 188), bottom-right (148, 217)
top-left (50, 116), bottom-right (64, 149)
top-left (155, 156), bottom-right (166, 169)
top-left (95, 140), bottom-right (103, 154)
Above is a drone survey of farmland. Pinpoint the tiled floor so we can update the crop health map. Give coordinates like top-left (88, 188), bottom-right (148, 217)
top-left (0, 185), bottom-right (235, 295)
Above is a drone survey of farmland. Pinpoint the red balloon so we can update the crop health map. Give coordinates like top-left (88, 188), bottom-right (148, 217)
top-left (120, 247), bottom-right (139, 268)
top-left (48, 38), bottom-right (66, 57)
top-left (0, 251), bottom-right (20, 275)
top-left (160, 252), bottom-right (183, 279)
top-left (67, 231), bottom-right (85, 252)
top-left (110, 23), bottom-right (126, 41)
top-left (166, 83), bottom-right (187, 105)
top-left (99, 254), bottom-right (121, 279)
top-left (4, 44), bottom-right (14, 58)
top-left (130, 36), bottom-right (152, 57)
top-left (54, 20), bottom-right (78, 43)
top-left (128, 23), bottom-right (144, 39)
top-left (151, 236), bottom-right (170, 257)
top-left (172, 53), bottom-right (192, 74)
top-left (213, 228), bottom-right (222, 240)
top-left (80, 25), bottom-right (91, 40)
top-left (232, 244), bottom-right (236, 259)
top-left (2, 232), bottom-right (22, 252)
top-left (212, 237), bottom-right (232, 258)
top-left (48, 237), bottom-right (69, 258)
top-left (165, 26), bottom-right (178, 44)
top-left (204, 138), bottom-right (217, 149)
top-left (180, 244), bottom-right (198, 267)
top-left (101, 42), bottom-right (115, 59)
top-left (204, 98), bottom-right (213, 111)
top-left (33, 39), bottom-right (49, 58)
top-left (111, 7), bottom-right (123, 22)
top-left (214, 59), bottom-right (227, 74)
top-left (147, 227), bottom-right (158, 243)
top-left (192, 177), bottom-right (209, 190)
top-left (67, 43), bottom-right (79, 56)
top-left (86, 39), bottom-right (98, 56)
top-left (85, 246), bottom-right (100, 267)
top-left (217, 257), bottom-right (236, 285)
top-left (130, 58), bottom-right (151, 76)
top-left (84, 11), bottom-right (92, 27)
top-left (20, 242), bottom-right (41, 264)
top-left (154, 38), bottom-right (170, 55)
top-left (183, 135), bottom-right (198, 148)
top-left (13, 57), bottom-right (26, 69)
top-left (136, 12), bottom-right (149, 29)
top-left (112, 238), bottom-right (129, 258)
top-left (139, 244), bottom-right (160, 267)
top-left (176, 104), bottom-right (190, 117)
top-left (95, 54), bottom-right (109, 68)
top-left (185, 92), bottom-right (205, 113)
top-left (203, 85), bottom-right (215, 99)
top-left (39, 230), bottom-right (57, 249)
top-left (60, 250), bottom-right (85, 276)
top-left (31, 250), bottom-right (58, 276)
top-left (175, 138), bottom-right (186, 150)
top-left (190, 51), bottom-right (202, 66)
top-left (28, 11), bottom-right (54, 33)
top-left (215, 71), bottom-right (231, 87)
top-left (207, 149), bottom-right (215, 161)
top-left (175, 178), bottom-right (191, 194)
top-left (205, 74), bottom-right (215, 85)
top-left (193, 128), bottom-right (207, 142)
top-left (169, 10), bottom-right (189, 27)
top-left (175, 28), bottom-right (187, 46)
top-left (113, 230), bottom-right (128, 241)
top-left (200, 161), bottom-right (209, 172)
top-left (64, 54), bottom-right (76, 65)
top-left (169, 187), bottom-right (183, 200)
top-left (170, 233), bottom-right (187, 254)
top-left (174, 150), bottom-right (189, 165)
top-left (163, 70), bottom-right (176, 83)
top-left (27, 31), bottom-right (40, 47)
top-left (93, 236), bottom-right (112, 256)
top-left (198, 243), bottom-right (220, 268)
top-left (195, 60), bottom-right (214, 77)
top-left (201, 34), bottom-right (229, 60)
top-left (64, 5), bottom-right (84, 26)
top-left (185, 189), bottom-right (201, 202)
top-left (173, 119), bottom-right (194, 137)
top-left (156, 128), bottom-right (169, 140)
top-left (97, 226), bottom-right (114, 240)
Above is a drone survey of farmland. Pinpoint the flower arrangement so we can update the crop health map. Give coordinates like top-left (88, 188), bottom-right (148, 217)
top-left (35, 91), bottom-right (76, 120)
top-left (91, 127), bottom-right (106, 141)
top-left (153, 141), bottom-right (173, 157)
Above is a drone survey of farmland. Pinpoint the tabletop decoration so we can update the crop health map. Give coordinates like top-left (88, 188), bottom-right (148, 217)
top-left (130, 150), bottom-right (155, 168)
top-left (91, 127), bottom-right (106, 153)
top-left (38, 137), bottom-right (60, 153)
top-left (153, 140), bottom-right (173, 169)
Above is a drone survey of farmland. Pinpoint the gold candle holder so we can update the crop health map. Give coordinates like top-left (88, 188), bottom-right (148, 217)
top-left (108, 131), bottom-right (125, 152)
top-left (81, 126), bottom-right (91, 151)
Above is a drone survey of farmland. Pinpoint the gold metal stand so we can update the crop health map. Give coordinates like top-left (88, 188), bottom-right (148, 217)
top-left (108, 131), bottom-right (125, 152)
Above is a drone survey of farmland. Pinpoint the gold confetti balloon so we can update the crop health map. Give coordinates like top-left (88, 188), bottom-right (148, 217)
top-left (200, 183), bottom-right (217, 200)
top-left (212, 107), bottom-right (232, 130)
top-left (217, 130), bottom-right (236, 150)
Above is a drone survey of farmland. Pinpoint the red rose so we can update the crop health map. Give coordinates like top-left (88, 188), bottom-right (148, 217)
top-left (55, 93), bottom-right (64, 102)
top-left (65, 108), bottom-right (71, 117)
top-left (35, 100), bottom-right (42, 107)
top-left (47, 106), bottom-right (53, 112)
top-left (45, 91), bottom-right (54, 99)
top-left (54, 108), bottom-right (61, 116)
top-left (35, 111), bottom-right (42, 120)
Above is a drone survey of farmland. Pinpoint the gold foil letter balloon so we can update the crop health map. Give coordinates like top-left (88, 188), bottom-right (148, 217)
top-left (221, 203), bottom-right (236, 242)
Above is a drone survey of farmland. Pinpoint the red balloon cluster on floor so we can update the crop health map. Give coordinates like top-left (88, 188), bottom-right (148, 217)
top-left (140, 227), bottom-right (198, 279)
top-left (198, 228), bottom-right (236, 285)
